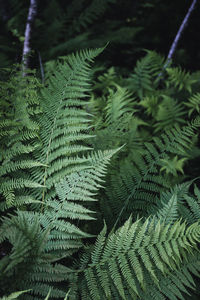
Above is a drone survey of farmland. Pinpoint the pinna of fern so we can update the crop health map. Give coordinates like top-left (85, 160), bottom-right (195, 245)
top-left (0, 68), bottom-right (44, 211)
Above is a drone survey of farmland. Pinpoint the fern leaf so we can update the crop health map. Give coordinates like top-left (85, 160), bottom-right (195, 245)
top-left (74, 218), bottom-right (200, 299)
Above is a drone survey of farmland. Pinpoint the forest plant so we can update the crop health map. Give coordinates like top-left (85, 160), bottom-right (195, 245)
top-left (1, 49), bottom-right (200, 300)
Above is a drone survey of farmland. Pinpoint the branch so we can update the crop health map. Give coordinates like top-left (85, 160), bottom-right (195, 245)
top-left (157, 0), bottom-right (197, 81)
top-left (167, 0), bottom-right (197, 64)
top-left (22, 0), bottom-right (38, 76)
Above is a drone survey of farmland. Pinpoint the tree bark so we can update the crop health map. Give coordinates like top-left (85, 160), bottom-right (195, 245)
top-left (167, 0), bottom-right (197, 63)
top-left (22, 0), bottom-right (37, 76)
top-left (157, 0), bottom-right (197, 81)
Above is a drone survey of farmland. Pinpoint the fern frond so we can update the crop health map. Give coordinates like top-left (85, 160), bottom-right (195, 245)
top-left (155, 95), bottom-right (186, 132)
top-left (159, 155), bottom-right (187, 176)
top-left (139, 94), bottom-right (159, 118)
top-left (31, 47), bottom-right (105, 204)
top-left (0, 290), bottom-right (31, 300)
top-left (73, 217), bottom-right (200, 300)
top-left (154, 194), bottom-right (178, 224)
top-left (0, 147), bottom-right (117, 299)
top-left (0, 70), bottom-right (42, 210)
top-left (184, 92), bottom-right (200, 117)
top-left (138, 250), bottom-right (200, 299)
top-left (105, 123), bottom-right (196, 228)
top-left (127, 50), bottom-right (164, 99)
top-left (105, 86), bottom-right (135, 126)
top-left (166, 67), bottom-right (196, 93)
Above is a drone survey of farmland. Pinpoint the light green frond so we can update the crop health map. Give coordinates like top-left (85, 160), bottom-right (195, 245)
top-left (160, 155), bottom-right (187, 176)
top-left (127, 50), bottom-right (164, 99)
top-left (155, 95), bottom-right (186, 132)
top-left (31, 47), bottom-right (105, 204)
top-left (166, 67), bottom-right (196, 93)
top-left (139, 95), bottom-right (159, 117)
top-left (0, 290), bottom-right (31, 300)
top-left (105, 123), bottom-right (196, 227)
top-left (74, 218), bottom-right (200, 300)
top-left (154, 194), bottom-right (178, 224)
top-left (184, 92), bottom-right (200, 116)
top-left (105, 86), bottom-right (134, 125)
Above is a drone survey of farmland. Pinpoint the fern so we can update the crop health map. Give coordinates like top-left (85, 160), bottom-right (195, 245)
top-left (0, 149), bottom-right (118, 299)
top-left (184, 92), bottom-right (200, 117)
top-left (126, 50), bottom-right (164, 99)
top-left (137, 250), bottom-right (200, 300)
top-left (0, 70), bottom-right (44, 211)
top-left (154, 95), bottom-right (186, 132)
top-left (154, 194), bottom-right (179, 224)
top-left (1, 48), bottom-right (200, 300)
top-left (166, 67), bottom-right (196, 93)
top-left (32, 47), bottom-right (106, 205)
top-left (72, 217), bottom-right (200, 300)
top-left (0, 48), bottom-right (120, 299)
top-left (105, 85), bottom-right (135, 126)
top-left (0, 290), bottom-right (31, 300)
top-left (104, 123), bottom-right (197, 228)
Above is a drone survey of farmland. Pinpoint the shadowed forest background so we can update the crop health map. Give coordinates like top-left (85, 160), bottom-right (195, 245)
top-left (0, 0), bottom-right (200, 70)
top-left (1, 1), bottom-right (200, 299)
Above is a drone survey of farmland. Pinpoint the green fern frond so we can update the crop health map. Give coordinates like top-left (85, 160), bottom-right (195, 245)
top-left (105, 124), bottom-right (196, 227)
top-left (105, 86), bottom-right (135, 125)
top-left (166, 67), bottom-right (196, 93)
top-left (184, 92), bottom-right (200, 117)
top-left (74, 217), bottom-right (200, 300)
top-left (0, 70), bottom-right (42, 210)
top-left (154, 194), bottom-right (178, 224)
top-left (155, 95), bottom-right (186, 132)
top-left (127, 50), bottom-right (164, 99)
top-left (31, 47), bottom-right (105, 204)
top-left (139, 95), bottom-right (159, 117)
top-left (0, 290), bottom-right (31, 300)
top-left (0, 145), bottom-right (117, 299)
top-left (160, 155), bottom-right (187, 176)
top-left (138, 250), bottom-right (200, 300)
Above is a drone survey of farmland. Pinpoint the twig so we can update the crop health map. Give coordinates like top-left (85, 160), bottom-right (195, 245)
top-left (22, 0), bottom-right (38, 76)
top-left (157, 0), bottom-right (197, 80)
top-left (167, 0), bottom-right (197, 63)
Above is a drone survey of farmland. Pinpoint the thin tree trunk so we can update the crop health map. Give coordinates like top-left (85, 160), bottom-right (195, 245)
top-left (157, 0), bottom-right (197, 81)
top-left (167, 0), bottom-right (197, 63)
top-left (22, 0), bottom-right (37, 76)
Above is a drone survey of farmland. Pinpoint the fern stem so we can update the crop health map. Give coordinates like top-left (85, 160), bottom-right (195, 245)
top-left (41, 96), bottom-right (63, 211)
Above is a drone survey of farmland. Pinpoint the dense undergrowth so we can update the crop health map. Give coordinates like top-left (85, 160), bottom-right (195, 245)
top-left (1, 48), bottom-right (200, 299)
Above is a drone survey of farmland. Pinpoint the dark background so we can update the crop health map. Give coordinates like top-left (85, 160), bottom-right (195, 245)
top-left (0, 0), bottom-right (200, 72)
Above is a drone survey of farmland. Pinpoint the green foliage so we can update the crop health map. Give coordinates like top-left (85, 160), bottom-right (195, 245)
top-left (0, 290), bottom-right (31, 300)
top-left (0, 48), bottom-right (118, 299)
top-left (74, 217), bottom-right (200, 300)
top-left (1, 48), bottom-right (200, 300)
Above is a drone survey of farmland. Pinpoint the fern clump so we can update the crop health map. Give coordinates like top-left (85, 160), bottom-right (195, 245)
top-left (1, 48), bottom-right (200, 299)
